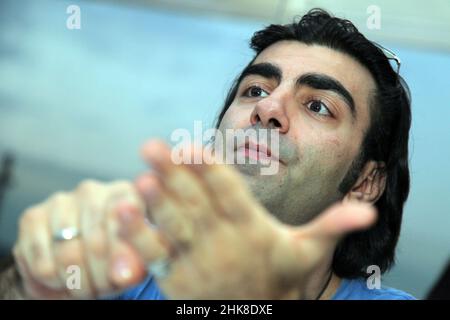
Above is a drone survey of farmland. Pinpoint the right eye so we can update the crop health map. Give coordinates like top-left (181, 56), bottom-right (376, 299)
top-left (305, 99), bottom-right (332, 117)
top-left (243, 86), bottom-right (269, 98)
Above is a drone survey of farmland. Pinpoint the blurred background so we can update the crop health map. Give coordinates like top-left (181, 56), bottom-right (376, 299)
top-left (0, 0), bottom-right (449, 299)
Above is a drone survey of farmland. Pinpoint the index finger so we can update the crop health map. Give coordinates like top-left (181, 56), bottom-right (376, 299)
top-left (116, 202), bottom-right (171, 266)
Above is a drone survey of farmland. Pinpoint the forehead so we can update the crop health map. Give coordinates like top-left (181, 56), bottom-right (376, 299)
top-left (253, 41), bottom-right (376, 107)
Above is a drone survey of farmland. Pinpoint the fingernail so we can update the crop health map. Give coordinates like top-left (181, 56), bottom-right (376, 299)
top-left (144, 187), bottom-right (159, 206)
top-left (118, 209), bottom-right (135, 238)
top-left (113, 257), bottom-right (133, 282)
top-left (118, 208), bottom-right (136, 225)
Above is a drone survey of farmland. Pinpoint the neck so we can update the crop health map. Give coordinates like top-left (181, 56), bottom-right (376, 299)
top-left (303, 259), bottom-right (341, 300)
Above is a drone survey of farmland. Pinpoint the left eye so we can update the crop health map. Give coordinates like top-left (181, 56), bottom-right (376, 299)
top-left (306, 100), bottom-right (332, 116)
top-left (243, 86), bottom-right (269, 98)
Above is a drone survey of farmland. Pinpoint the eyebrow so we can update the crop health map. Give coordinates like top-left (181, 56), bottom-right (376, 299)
top-left (239, 62), bottom-right (356, 118)
top-left (239, 62), bottom-right (282, 83)
top-left (296, 73), bottom-right (356, 118)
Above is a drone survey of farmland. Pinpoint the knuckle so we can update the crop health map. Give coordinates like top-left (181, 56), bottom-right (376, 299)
top-left (20, 206), bottom-right (45, 228)
top-left (108, 181), bottom-right (142, 209)
top-left (109, 181), bottom-right (138, 201)
top-left (111, 180), bottom-right (133, 191)
top-left (77, 179), bottom-right (102, 195)
top-left (172, 224), bottom-right (193, 248)
top-left (49, 192), bottom-right (70, 206)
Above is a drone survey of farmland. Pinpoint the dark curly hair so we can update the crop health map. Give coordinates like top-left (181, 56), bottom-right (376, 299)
top-left (215, 8), bottom-right (411, 278)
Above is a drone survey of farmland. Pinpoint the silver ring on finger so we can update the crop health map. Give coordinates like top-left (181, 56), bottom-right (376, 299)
top-left (52, 226), bottom-right (81, 242)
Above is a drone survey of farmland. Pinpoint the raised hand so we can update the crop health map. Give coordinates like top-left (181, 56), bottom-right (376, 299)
top-left (122, 140), bottom-right (377, 299)
top-left (13, 180), bottom-right (169, 299)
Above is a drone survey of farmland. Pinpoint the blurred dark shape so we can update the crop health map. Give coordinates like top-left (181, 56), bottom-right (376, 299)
top-left (0, 253), bottom-right (14, 274)
top-left (0, 153), bottom-right (14, 217)
top-left (427, 259), bottom-right (450, 300)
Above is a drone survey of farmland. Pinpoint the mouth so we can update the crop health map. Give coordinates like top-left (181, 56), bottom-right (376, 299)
top-left (235, 140), bottom-right (282, 165)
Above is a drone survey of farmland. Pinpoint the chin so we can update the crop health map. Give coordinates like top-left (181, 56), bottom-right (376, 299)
top-left (233, 163), bottom-right (262, 176)
top-left (235, 169), bottom-right (279, 205)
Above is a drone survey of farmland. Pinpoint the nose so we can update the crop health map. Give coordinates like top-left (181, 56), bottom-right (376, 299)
top-left (250, 96), bottom-right (289, 133)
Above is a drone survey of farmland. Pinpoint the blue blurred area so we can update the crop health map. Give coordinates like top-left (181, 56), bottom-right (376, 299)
top-left (0, 0), bottom-right (449, 299)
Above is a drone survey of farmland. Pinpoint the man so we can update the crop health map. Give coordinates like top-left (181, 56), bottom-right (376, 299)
top-left (0, 9), bottom-right (414, 300)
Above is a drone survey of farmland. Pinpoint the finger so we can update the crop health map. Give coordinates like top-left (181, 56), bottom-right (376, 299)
top-left (274, 202), bottom-right (377, 277)
top-left (136, 168), bottom-right (217, 229)
top-left (140, 139), bottom-right (173, 172)
top-left (140, 139), bottom-right (195, 172)
top-left (78, 186), bottom-right (112, 296)
top-left (105, 195), bottom-right (149, 289)
top-left (142, 140), bottom-right (258, 223)
top-left (117, 202), bottom-right (170, 264)
top-left (18, 206), bottom-right (62, 291)
top-left (195, 158), bottom-right (263, 223)
top-left (14, 251), bottom-right (68, 299)
top-left (297, 201), bottom-right (377, 248)
top-left (135, 174), bottom-right (195, 249)
top-left (49, 192), bottom-right (94, 298)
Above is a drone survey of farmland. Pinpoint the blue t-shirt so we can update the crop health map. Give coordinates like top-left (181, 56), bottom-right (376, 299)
top-left (114, 275), bottom-right (416, 300)
top-left (332, 278), bottom-right (416, 300)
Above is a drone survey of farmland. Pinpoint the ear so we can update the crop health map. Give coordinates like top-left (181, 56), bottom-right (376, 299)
top-left (343, 160), bottom-right (387, 204)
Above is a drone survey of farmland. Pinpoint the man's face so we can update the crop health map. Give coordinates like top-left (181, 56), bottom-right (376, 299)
top-left (218, 41), bottom-right (376, 225)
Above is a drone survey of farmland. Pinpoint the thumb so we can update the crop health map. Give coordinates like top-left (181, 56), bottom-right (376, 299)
top-left (296, 201), bottom-right (377, 251)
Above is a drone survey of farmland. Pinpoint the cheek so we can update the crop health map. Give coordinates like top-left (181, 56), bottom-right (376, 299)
top-left (290, 115), bottom-right (357, 163)
top-left (314, 134), bottom-right (354, 170)
top-left (219, 103), bottom-right (253, 131)
top-left (314, 136), bottom-right (359, 187)
top-left (290, 122), bottom-right (356, 184)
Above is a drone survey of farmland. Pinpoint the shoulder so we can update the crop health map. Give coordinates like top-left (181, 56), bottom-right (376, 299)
top-left (332, 278), bottom-right (416, 300)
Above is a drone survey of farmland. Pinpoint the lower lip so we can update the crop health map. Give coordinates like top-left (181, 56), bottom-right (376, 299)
top-left (237, 147), bottom-right (275, 163)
